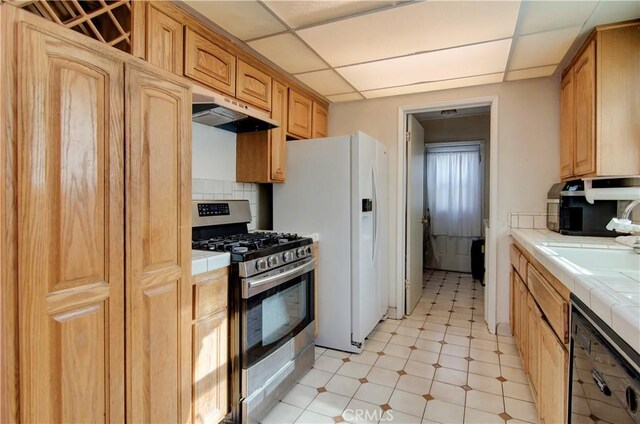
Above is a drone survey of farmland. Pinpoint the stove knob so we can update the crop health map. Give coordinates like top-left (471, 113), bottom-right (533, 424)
top-left (296, 247), bottom-right (305, 258)
top-left (268, 255), bottom-right (278, 268)
top-left (283, 251), bottom-right (294, 262)
top-left (256, 258), bottom-right (268, 272)
top-left (305, 246), bottom-right (313, 255)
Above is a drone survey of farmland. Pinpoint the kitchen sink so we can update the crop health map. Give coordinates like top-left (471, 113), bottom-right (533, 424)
top-left (546, 246), bottom-right (640, 272)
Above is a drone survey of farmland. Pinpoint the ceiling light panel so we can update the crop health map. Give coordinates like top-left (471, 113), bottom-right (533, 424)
top-left (248, 33), bottom-right (328, 74)
top-left (294, 70), bottom-right (354, 96)
top-left (185, 1), bottom-right (285, 41)
top-left (505, 65), bottom-right (557, 81)
top-left (326, 92), bottom-right (364, 103)
top-left (337, 39), bottom-right (511, 92)
top-left (297, 1), bottom-right (520, 67)
top-left (263, 1), bottom-right (399, 29)
top-left (517, 1), bottom-right (597, 35)
top-left (361, 73), bottom-right (504, 99)
top-left (509, 27), bottom-right (580, 70)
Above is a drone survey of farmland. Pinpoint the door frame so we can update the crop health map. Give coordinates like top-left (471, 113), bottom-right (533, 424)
top-left (396, 96), bottom-right (499, 333)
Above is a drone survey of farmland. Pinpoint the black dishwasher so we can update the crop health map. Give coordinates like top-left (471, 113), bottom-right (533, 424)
top-left (570, 295), bottom-right (640, 424)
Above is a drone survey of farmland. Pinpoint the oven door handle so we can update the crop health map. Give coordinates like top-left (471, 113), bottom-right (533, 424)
top-left (242, 258), bottom-right (316, 299)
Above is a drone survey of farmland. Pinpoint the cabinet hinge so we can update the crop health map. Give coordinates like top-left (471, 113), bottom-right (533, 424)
top-left (405, 279), bottom-right (410, 289)
top-left (405, 131), bottom-right (411, 143)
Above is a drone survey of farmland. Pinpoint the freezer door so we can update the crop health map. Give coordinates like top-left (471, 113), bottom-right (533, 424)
top-left (351, 132), bottom-right (382, 346)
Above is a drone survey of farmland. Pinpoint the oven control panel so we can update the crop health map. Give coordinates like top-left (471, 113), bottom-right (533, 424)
top-left (197, 203), bottom-right (230, 217)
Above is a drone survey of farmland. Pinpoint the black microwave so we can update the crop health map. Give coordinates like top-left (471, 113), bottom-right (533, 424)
top-left (559, 192), bottom-right (618, 237)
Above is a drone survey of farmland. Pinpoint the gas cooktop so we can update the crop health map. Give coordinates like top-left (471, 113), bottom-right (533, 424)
top-left (191, 231), bottom-right (312, 262)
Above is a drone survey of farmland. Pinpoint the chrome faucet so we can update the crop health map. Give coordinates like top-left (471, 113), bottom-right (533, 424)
top-left (606, 199), bottom-right (640, 253)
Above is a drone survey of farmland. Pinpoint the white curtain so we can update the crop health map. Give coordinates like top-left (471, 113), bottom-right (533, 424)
top-left (426, 149), bottom-right (481, 237)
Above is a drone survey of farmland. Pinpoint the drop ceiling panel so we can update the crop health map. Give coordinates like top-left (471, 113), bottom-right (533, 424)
top-left (298, 1), bottom-right (520, 67)
top-left (518, 1), bottom-right (598, 35)
top-left (248, 33), bottom-right (328, 74)
top-left (505, 65), bottom-right (557, 81)
top-left (262, 1), bottom-right (399, 29)
top-left (509, 27), bottom-right (580, 70)
top-left (294, 70), bottom-right (354, 96)
top-left (185, 1), bottom-right (285, 41)
top-left (337, 39), bottom-right (511, 92)
top-left (361, 73), bottom-right (504, 99)
top-left (585, 1), bottom-right (640, 28)
top-left (326, 92), bottom-right (364, 103)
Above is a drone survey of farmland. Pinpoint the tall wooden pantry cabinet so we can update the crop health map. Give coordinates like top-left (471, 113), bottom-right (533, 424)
top-left (1, 5), bottom-right (192, 423)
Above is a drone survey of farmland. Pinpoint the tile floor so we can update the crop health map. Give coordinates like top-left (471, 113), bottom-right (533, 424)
top-left (261, 270), bottom-right (538, 424)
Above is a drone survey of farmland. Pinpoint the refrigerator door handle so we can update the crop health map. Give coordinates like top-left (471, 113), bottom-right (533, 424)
top-left (372, 166), bottom-right (377, 262)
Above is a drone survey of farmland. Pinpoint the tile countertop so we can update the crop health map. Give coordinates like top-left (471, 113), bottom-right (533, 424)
top-left (511, 228), bottom-right (640, 354)
top-left (192, 250), bottom-right (230, 275)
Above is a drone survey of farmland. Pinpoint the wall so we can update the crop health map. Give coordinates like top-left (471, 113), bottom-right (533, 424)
top-left (328, 77), bottom-right (561, 327)
top-left (191, 122), bottom-right (261, 229)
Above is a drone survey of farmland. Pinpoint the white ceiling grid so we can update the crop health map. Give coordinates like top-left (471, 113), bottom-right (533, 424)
top-left (184, 0), bottom-right (640, 102)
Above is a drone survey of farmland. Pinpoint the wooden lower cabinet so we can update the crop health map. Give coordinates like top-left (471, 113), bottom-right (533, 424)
top-left (192, 268), bottom-right (229, 424)
top-left (540, 318), bottom-right (569, 424)
top-left (511, 243), bottom-right (569, 423)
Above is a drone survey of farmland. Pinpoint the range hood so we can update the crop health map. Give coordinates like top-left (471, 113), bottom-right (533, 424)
top-left (192, 85), bottom-right (279, 133)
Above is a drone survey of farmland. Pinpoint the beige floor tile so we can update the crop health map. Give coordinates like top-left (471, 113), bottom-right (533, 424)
top-left (314, 355), bottom-right (345, 373)
top-left (422, 322), bottom-right (448, 333)
top-left (470, 348), bottom-right (500, 364)
top-left (306, 391), bottom-right (351, 418)
top-left (496, 343), bottom-right (519, 356)
top-left (404, 360), bottom-right (436, 380)
top-left (409, 349), bottom-right (439, 365)
top-left (504, 397), bottom-right (538, 422)
top-left (466, 390), bottom-right (505, 414)
top-left (471, 338), bottom-right (499, 351)
top-left (383, 343), bottom-right (413, 359)
top-left (419, 330), bottom-right (446, 342)
top-left (429, 380), bottom-right (466, 406)
top-left (368, 330), bottom-right (392, 343)
top-left (434, 367), bottom-right (468, 386)
top-left (502, 381), bottom-right (534, 402)
top-left (395, 326), bottom-right (421, 338)
top-left (389, 389), bottom-right (427, 417)
top-left (298, 369), bottom-right (334, 388)
top-left (261, 402), bottom-right (304, 424)
top-left (441, 343), bottom-right (470, 358)
top-left (349, 350), bottom-right (379, 366)
top-left (389, 334), bottom-right (418, 347)
top-left (325, 374), bottom-right (361, 398)
top-left (467, 373), bottom-right (503, 396)
top-left (363, 339), bottom-right (387, 352)
top-left (444, 333), bottom-right (471, 347)
top-left (376, 321), bottom-right (400, 332)
top-left (500, 365), bottom-right (528, 384)
top-left (402, 318), bottom-right (427, 328)
top-left (395, 374), bottom-right (432, 395)
top-left (414, 338), bottom-right (443, 354)
top-left (315, 347), bottom-right (327, 356)
top-left (366, 366), bottom-right (400, 388)
top-left (449, 319), bottom-right (473, 329)
top-left (294, 410), bottom-right (335, 424)
top-left (500, 353), bottom-right (524, 369)
top-left (425, 315), bottom-right (449, 325)
top-left (354, 382), bottom-right (393, 405)
top-left (337, 362), bottom-right (372, 379)
top-left (447, 326), bottom-right (473, 337)
top-left (381, 409), bottom-right (422, 423)
top-left (281, 384), bottom-right (319, 409)
top-left (375, 353), bottom-right (407, 371)
top-left (423, 399), bottom-right (465, 424)
top-left (497, 335), bottom-right (516, 345)
top-left (438, 353), bottom-right (470, 372)
top-left (463, 407), bottom-right (506, 424)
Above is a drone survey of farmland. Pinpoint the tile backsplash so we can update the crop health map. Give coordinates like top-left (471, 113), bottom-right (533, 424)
top-left (509, 212), bottom-right (548, 229)
top-left (192, 178), bottom-right (259, 230)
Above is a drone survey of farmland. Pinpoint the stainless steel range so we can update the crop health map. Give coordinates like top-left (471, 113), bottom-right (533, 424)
top-left (192, 200), bottom-right (315, 423)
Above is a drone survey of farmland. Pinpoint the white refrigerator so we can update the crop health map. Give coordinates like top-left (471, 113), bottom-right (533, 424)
top-left (273, 132), bottom-right (388, 353)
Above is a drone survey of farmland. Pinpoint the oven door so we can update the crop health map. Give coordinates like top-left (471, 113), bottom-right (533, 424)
top-left (241, 257), bottom-right (315, 370)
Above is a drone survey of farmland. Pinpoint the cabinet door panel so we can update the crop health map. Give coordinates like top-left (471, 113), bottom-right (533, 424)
top-left (271, 80), bottom-right (287, 181)
top-left (237, 59), bottom-right (271, 111)
top-left (126, 63), bottom-right (192, 424)
top-left (312, 101), bottom-right (328, 138)
top-left (574, 42), bottom-right (596, 176)
top-left (526, 294), bottom-right (541, 403)
top-left (146, 4), bottom-right (183, 74)
top-left (540, 319), bottom-right (568, 424)
top-left (193, 309), bottom-right (228, 424)
top-left (184, 28), bottom-right (235, 96)
top-left (17, 23), bottom-right (125, 423)
top-left (560, 71), bottom-right (575, 179)
top-left (288, 89), bottom-right (312, 139)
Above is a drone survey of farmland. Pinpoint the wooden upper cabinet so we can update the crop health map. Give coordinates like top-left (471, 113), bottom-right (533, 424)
top-left (559, 71), bottom-right (575, 180)
top-left (146, 3), bottom-right (183, 75)
top-left (573, 41), bottom-right (596, 177)
top-left (17, 22), bottom-right (125, 423)
top-left (312, 101), bottom-right (329, 138)
top-left (236, 59), bottom-right (272, 111)
top-left (125, 62), bottom-right (192, 424)
top-left (270, 80), bottom-right (288, 181)
top-left (288, 88), bottom-right (313, 139)
top-left (184, 27), bottom-right (236, 97)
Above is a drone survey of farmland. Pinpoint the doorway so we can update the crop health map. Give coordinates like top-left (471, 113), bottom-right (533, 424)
top-left (397, 96), bottom-right (499, 333)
